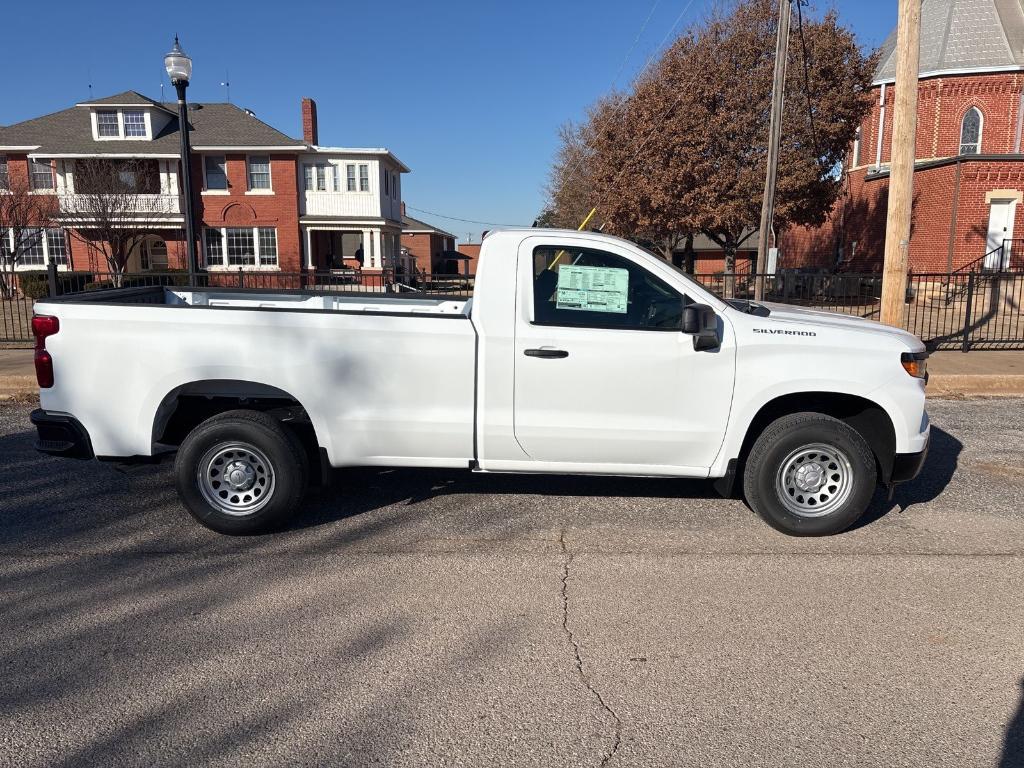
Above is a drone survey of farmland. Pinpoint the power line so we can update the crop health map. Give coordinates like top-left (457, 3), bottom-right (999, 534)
top-left (794, 0), bottom-right (821, 164)
top-left (404, 205), bottom-right (525, 228)
top-left (609, 0), bottom-right (663, 90)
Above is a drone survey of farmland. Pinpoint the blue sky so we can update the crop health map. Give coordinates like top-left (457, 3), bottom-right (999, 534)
top-left (3, 0), bottom-right (896, 242)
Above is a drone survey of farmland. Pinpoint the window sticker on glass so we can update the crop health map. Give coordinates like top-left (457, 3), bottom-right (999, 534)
top-left (555, 264), bottom-right (629, 314)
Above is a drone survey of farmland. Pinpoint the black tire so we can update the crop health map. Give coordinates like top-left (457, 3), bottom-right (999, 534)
top-left (742, 412), bottom-right (877, 536)
top-left (174, 409), bottom-right (308, 535)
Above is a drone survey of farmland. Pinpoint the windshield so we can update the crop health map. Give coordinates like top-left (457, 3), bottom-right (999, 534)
top-left (631, 242), bottom-right (770, 316)
top-left (631, 242), bottom-right (708, 291)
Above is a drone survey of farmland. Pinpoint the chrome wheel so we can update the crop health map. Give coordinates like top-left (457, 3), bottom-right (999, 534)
top-left (775, 442), bottom-right (853, 518)
top-left (196, 441), bottom-right (276, 516)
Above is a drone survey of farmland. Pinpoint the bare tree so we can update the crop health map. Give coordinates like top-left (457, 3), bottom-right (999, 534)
top-left (0, 177), bottom-right (58, 297)
top-left (60, 159), bottom-right (168, 284)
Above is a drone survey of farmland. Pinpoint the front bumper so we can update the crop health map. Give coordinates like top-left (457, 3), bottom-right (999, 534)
top-left (890, 430), bottom-right (930, 484)
top-left (30, 409), bottom-right (94, 460)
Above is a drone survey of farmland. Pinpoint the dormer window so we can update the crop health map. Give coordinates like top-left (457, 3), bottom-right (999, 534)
top-left (124, 111), bottom-right (146, 137)
top-left (91, 108), bottom-right (152, 140)
top-left (97, 111), bottom-right (119, 137)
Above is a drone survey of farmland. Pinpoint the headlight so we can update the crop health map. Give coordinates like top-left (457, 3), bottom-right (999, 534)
top-left (901, 351), bottom-right (928, 379)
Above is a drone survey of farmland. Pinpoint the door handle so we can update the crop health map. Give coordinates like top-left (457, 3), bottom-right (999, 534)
top-left (524, 348), bottom-right (569, 359)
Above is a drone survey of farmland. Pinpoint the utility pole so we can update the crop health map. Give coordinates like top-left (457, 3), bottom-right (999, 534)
top-left (880, 0), bottom-right (922, 325)
top-left (754, 0), bottom-right (792, 301)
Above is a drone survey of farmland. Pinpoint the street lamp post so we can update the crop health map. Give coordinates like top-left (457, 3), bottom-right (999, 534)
top-left (164, 36), bottom-right (198, 280)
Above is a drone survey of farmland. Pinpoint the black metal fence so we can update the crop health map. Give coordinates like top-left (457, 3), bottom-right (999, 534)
top-left (3, 265), bottom-right (1023, 351)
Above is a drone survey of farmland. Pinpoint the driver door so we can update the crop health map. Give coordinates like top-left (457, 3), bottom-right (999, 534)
top-left (512, 238), bottom-right (734, 471)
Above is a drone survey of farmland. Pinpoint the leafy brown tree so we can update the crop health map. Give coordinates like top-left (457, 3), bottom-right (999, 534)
top-left (547, 0), bottom-right (875, 285)
top-left (585, 28), bottom-right (706, 265)
top-left (543, 94), bottom-right (623, 231)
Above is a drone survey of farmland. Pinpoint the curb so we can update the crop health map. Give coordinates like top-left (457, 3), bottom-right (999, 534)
top-left (927, 374), bottom-right (1024, 398)
top-left (0, 375), bottom-right (37, 399)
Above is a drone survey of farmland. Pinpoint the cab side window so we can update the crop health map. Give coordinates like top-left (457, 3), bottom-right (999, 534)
top-left (532, 245), bottom-right (686, 330)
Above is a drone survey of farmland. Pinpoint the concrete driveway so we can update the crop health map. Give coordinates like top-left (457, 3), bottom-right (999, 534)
top-left (1, 399), bottom-right (1022, 768)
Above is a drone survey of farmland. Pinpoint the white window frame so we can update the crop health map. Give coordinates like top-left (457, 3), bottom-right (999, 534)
top-left (346, 164), bottom-right (356, 192)
top-left (246, 155), bottom-right (273, 193)
top-left (0, 155), bottom-right (8, 190)
top-left (202, 226), bottom-right (280, 270)
top-left (123, 110), bottom-right (147, 138)
top-left (29, 159), bottom-right (55, 191)
top-left (960, 107), bottom-right (983, 155)
top-left (91, 108), bottom-right (152, 141)
top-left (203, 155), bottom-right (229, 193)
top-left (95, 110), bottom-right (120, 138)
top-left (358, 163), bottom-right (369, 192)
top-left (1, 227), bottom-right (68, 270)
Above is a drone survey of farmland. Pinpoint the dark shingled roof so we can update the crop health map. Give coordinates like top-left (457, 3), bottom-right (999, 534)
top-left (0, 91), bottom-right (302, 154)
top-left (77, 90), bottom-right (173, 112)
top-left (402, 213), bottom-right (455, 238)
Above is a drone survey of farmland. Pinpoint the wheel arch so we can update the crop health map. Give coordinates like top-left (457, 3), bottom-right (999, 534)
top-left (150, 379), bottom-right (326, 468)
top-left (732, 391), bottom-right (897, 487)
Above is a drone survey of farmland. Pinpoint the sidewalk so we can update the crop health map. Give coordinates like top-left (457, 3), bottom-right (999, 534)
top-left (2, 348), bottom-right (1024, 400)
top-left (0, 349), bottom-right (35, 399)
top-left (926, 350), bottom-right (1024, 397)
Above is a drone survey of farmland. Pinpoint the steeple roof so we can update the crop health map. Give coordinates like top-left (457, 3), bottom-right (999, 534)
top-left (875, 0), bottom-right (1024, 82)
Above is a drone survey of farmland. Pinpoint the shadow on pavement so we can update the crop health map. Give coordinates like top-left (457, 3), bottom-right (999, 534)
top-left (0, 417), bottom-right (965, 551)
top-left (0, 413), bottom-right (529, 766)
top-left (1002, 678), bottom-right (1024, 768)
top-left (852, 425), bottom-right (962, 530)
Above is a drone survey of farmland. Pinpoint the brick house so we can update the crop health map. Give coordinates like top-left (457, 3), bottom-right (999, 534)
top-left (456, 241), bottom-right (482, 275)
top-left (783, 0), bottom-right (1024, 273)
top-left (0, 91), bottom-right (408, 276)
top-left (400, 204), bottom-right (465, 274)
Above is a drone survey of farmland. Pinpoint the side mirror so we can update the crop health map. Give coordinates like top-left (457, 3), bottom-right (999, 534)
top-left (682, 303), bottom-right (720, 351)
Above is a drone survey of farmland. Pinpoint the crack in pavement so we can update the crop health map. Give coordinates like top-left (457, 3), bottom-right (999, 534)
top-left (559, 528), bottom-right (622, 767)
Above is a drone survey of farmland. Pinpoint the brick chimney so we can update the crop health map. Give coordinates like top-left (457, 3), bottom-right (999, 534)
top-left (301, 97), bottom-right (318, 145)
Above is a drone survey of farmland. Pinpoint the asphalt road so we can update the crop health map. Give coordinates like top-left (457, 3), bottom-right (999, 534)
top-left (1, 399), bottom-right (1023, 768)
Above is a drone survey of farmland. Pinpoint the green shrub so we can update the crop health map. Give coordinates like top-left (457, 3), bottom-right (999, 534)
top-left (18, 271), bottom-right (96, 299)
top-left (17, 272), bottom-right (50, 300)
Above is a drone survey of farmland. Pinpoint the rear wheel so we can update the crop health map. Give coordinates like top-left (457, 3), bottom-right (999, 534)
top-left (174, 410), bottom-right (308, 534)
top-left (743, 412), bottom-right (876, 536)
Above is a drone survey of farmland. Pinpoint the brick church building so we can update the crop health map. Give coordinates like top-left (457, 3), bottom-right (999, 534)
top-left (784, 0), bottom-right (1024, 273)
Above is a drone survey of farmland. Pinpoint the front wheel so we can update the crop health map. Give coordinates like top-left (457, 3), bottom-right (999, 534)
top-left (743, 412), bottom-right (877, 536)
top-left (174, 410), bottom-right (308, 534)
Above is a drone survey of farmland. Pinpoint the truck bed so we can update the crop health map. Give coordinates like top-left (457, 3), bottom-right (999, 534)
top-left (34, 284), bottom-right (478, 464)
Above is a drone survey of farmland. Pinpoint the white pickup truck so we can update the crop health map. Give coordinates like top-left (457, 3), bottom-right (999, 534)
top-left (30, 229), bottom-right (929, 536)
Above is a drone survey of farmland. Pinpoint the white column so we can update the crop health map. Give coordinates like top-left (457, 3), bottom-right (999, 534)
top-left (305, 227), bottom-right (314, 269)
top-left (61, 161), bottom-right (74, 194)
top-left (372, 229), bottom-right (383, 270)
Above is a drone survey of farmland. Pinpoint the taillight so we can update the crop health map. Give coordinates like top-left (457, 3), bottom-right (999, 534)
top-left (32, 315), bottom-right (59, 340)
top-left (32, 315), bottom-right (59, 389)
top-left (34, 350), bottom-right (54, 388)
